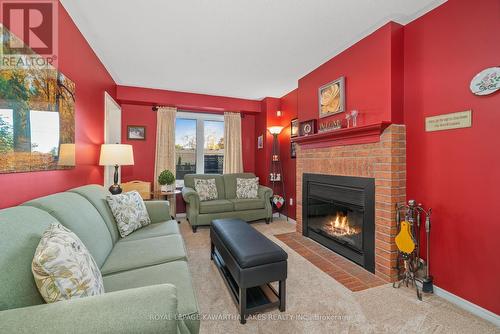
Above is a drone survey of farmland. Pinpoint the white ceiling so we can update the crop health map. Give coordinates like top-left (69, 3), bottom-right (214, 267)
top-left (60, 0), bottom-right (445, 100)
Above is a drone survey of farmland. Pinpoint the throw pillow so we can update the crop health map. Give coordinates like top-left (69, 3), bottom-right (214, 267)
top-left (32, 223), bottom-right (105, 303)
top-left (106, 191), bottom-right (151, 237)
top-left (236, 177), bottom-right (259, 199)
top-left (194, 178), bottom-right (218, 201)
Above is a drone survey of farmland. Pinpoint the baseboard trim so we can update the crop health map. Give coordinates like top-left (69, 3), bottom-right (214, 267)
top-left (433, 285), bottom-right (499, 326)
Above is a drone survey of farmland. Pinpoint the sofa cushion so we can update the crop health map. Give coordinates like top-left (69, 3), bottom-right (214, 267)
top-left (68, 185), bottom-right (121, 243)
top-left (23, 192), bottom-right (113, 268)
top-left (236, 177), bottom-right (259, 199)
top-left (193, 178), bottom-right (218, 201)
top-left (0, 207), bottom-right (58, 310)
top-left (103, 261), bottom-right (199, 334)
top-left (230, 198), bottom-right (265, 211)
top-left (32, 223), bottom-right (105, 303)
top-left (184, 174), bottom-right (225, 200)
top-left (101, 234), bottom-right (187, 275)
top-left (121, 220), bottom-right (180, 242)
top-left (199, 199), bottom-right (234, 214)
top-left (223, 173), bottom-right (257, 199)
top-left (106, 191), bottom-right (151, 237)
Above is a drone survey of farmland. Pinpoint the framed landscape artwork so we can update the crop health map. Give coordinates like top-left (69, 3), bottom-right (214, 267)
top-left (0, 26), bottom-right (75, 174)
top-left (127, 125), bottom-right (146, 140)
top-left (319, 76), bottom-right (345, 118)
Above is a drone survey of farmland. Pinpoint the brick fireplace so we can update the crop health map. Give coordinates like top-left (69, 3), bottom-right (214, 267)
top-left (294, 124), bottom-right (406, 282)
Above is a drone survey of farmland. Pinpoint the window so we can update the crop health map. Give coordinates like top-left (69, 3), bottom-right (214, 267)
top-left (175, 112), bottom-right (224, 185)
top-left (203, 120), bottom-right (224, 174)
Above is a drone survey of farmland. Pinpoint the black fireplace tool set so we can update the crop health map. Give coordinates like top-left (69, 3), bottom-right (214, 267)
top-left (393, 200), bottom-right (433, 300)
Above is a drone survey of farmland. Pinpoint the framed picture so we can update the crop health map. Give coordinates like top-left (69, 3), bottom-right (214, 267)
top-left (257, 134), bottom-right (263, 149)
top-left (290, 142), bottom-right (297, 159)
top-left (291, 118), bottom-right (299, 138)
top-left (127, 125), bottom-right (146, 140)
top-left (319, 76), bottom-right (345, 118)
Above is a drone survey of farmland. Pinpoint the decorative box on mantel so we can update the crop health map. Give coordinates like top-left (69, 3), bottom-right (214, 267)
top-left (292, 122), bottom-right (391, 149)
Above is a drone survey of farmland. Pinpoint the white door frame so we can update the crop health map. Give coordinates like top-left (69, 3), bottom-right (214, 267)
top-left (104, 92), bottom-right (122, 187)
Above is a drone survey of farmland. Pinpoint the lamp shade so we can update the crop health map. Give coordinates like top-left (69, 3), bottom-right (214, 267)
top-left (267, 126), bottom-right (284, 135)
top-left (99, 144), bottom-right (134, 166)
top-left (58, 143), bottom-right (76, 166)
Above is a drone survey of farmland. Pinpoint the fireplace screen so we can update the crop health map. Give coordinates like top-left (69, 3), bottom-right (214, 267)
top-left (302, 174), bottom-right (375, 272)
top-left (307, 198), bottom-right (363, 252)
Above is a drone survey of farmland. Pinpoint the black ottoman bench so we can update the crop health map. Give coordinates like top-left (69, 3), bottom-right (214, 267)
top-left (210, 218), bottom-right (288, 324)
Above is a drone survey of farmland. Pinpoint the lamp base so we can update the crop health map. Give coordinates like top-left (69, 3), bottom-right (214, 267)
top-left (109, 184), bottom-right (122, 195)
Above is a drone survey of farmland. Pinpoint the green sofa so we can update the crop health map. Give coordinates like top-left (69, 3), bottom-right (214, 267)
top-left (182, 173), bottom-right (273, 232)
top-left (0, 185), bottom-right (199, 334)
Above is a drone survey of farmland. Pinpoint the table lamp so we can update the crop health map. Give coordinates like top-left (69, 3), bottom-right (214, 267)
top-left (99, 144), bottom-right (134, 194)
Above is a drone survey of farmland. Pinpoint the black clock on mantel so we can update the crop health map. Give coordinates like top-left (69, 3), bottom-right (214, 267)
top-left (299, 119), bottom-right (317, 136)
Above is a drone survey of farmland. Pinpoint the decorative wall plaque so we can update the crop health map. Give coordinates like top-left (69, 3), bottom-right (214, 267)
top-left (299, 119), bottom-right (317, 136)
top-left (470, 67), bottom-right (499, 96)
top-left (425, 110), bottom-right (472, 132)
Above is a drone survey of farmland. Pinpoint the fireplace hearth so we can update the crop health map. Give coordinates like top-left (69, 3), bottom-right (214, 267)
top-left (303, 173), bottom-right (375, 273)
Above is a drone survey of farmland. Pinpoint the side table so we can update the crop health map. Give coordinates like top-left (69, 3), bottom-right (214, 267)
top-left (152, 189), bottom-right (181, 222)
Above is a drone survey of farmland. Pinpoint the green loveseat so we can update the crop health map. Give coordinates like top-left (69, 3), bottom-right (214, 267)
top-left (182, 173), bottom-right (273, 232)
top-left (0, 185), bottom-right (199, 334)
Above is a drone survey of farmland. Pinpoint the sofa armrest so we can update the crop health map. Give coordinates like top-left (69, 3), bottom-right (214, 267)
top-left (182, 187), bottom-right (200, 212)
top-left (0, 284), bottom-right (179, 334)
top-left (258, 185), bottom-right (273, 200)
top-left (145, 200), bottom-right (171, 223)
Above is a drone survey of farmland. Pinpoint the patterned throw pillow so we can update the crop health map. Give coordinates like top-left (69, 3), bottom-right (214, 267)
top-left (106, 191), bottom-right (151, 237)
top-left (236, 177), bottom-right (259, 199)
top-left (32, 223), bottom-right (105, 303)
top-left (194, 178), bottom-right (218, 201)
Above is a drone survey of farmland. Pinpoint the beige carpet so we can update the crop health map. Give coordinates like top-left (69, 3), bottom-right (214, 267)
top-left (179, 218), bottom-right (498, 334)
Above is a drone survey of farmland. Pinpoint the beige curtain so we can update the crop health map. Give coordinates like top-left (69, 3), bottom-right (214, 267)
top-left (223, 112), bottom-right (243, 174)
top-left (153, 107), bottom-right (177, 214)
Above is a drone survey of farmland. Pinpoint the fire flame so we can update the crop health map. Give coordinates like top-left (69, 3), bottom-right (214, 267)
top-left (328, 212), bottom-right (358, 236)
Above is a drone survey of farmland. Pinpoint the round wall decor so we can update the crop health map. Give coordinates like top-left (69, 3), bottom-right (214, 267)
top-left (470, 66), bottom-right (500, 96)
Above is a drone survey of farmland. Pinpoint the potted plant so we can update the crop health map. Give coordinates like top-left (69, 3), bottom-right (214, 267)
top-left (158, 169), bottom-right (175, 192)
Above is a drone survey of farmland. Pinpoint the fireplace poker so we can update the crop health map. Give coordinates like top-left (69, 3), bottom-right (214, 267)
top-left (422, 209), bottom-right (433, 293)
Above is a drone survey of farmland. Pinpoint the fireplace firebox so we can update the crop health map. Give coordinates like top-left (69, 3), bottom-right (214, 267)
top-left (302, 173), bottom-right (375, 273)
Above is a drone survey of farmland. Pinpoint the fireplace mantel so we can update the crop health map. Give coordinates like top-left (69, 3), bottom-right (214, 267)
top-left (292, 121), bottom-right (392, 149)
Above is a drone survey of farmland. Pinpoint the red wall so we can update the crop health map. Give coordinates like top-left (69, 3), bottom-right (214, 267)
top-left (404, 0), bottom-right (500, 314)
top-left (278, 90), bottom-right (298, 219)
top-left (117, 85), bottom-right (261, 113)
top-left (253, 96), bottom-right (298, 219)
top-left (298, 22), bottom-right (404, 126)
top-left (0, 3), bottom-right (116, 208)
top-left (119, 87), bottom-right (259, 186)
top-left (254, 98), bottom-right (279, 187)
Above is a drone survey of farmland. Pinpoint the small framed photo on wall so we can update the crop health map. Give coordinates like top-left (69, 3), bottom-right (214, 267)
top-left (290, 142), bottom-right (297, 159)
top-left (257, 134), bottom-right (264, 149)
top-left (291, 118), bottom-right (299, 138)
top-left (127, 125), bottom-right (146, 140)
